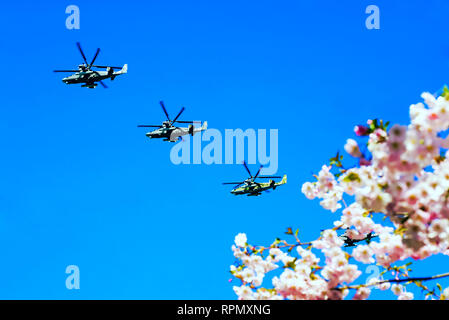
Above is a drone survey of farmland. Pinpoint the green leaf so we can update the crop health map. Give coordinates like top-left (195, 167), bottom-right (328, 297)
top-left (342, 172), bottom-right (361, 183)
top-left (272, 238), bottom-right (281, 246)
top-left (284, 258), bottom-right (297, 270)
top-left (442, 85), bottom-right (449, 100)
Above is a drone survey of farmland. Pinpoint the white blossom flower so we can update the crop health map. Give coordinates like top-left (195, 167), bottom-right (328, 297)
top-left (234, 233), bottom-right (247, 248)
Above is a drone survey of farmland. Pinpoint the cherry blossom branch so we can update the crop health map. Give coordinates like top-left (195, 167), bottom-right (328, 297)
top-left (336, 271), bottom-right (449, 291)
top-left (251, 224), bottom-right (343, 254)
top-left (231, 91), bottom-right (449, 300)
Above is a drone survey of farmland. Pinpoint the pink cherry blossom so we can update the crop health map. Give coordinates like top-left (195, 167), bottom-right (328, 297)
top-left (231, 91), bottom-right (449, 300)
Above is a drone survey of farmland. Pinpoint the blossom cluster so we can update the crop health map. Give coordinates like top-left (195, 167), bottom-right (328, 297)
top-left (231, 91), bottom-right (449, 300)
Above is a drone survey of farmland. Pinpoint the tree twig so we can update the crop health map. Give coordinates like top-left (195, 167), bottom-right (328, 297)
top-left (336, 272), bottom-right (449, 291)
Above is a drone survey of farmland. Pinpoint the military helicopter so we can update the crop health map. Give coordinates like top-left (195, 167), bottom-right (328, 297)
top-left (340, 231), bottom-right (378, 247)
top-left (223, 161), bottom-right (287, 196)
top-left (53, 42), bottom-right (127, 88)
top-left (137, 101), bottom-right (207, 142)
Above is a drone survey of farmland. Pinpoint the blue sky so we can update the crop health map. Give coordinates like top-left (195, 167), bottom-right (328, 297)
top-left (0, 0), bottom-right (449, 299)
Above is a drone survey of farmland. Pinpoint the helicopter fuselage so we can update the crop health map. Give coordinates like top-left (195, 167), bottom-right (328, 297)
top-left (55, 43), bottom-right (128, 89)
top-left (61, 64), bottom-right (127, 88)
top-left (146, 122), bottom-right (207, 142)
top-left (231, 175), bottom-right (287, 196)
top-left (146, 127), bottom-right (177, 140)
top-left (63, 70), bottom-right (108, 83)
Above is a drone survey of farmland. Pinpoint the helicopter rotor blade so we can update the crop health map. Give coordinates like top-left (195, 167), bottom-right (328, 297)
top-left (89, 48), bottom-right (101, 68)
top-left (253, 165), bottom-right (263, 179)
top-left (137, 125), bottom-right (162, 128)
top-left (223, 182), bottom-right (245, 189)
top-left (91, 65), bottom-right (122, 69)
top-left (171, 107), bottom-right (185, 125)
top-left (176, 120), bottom-right (195, 124)
top-left (160, 101), bottom-right (170, 121)
top-left (258, 176), bottom-right (282, 179)
top-left (53, 70), bottom-right (79, 72)
top-left (76, 42), bottom-right (88, 65)
top-left (242, 161), bottom-right (252, 178)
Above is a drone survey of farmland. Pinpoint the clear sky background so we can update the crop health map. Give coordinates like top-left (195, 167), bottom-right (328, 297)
top-left (0, 0), bottom-right (449, 299)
